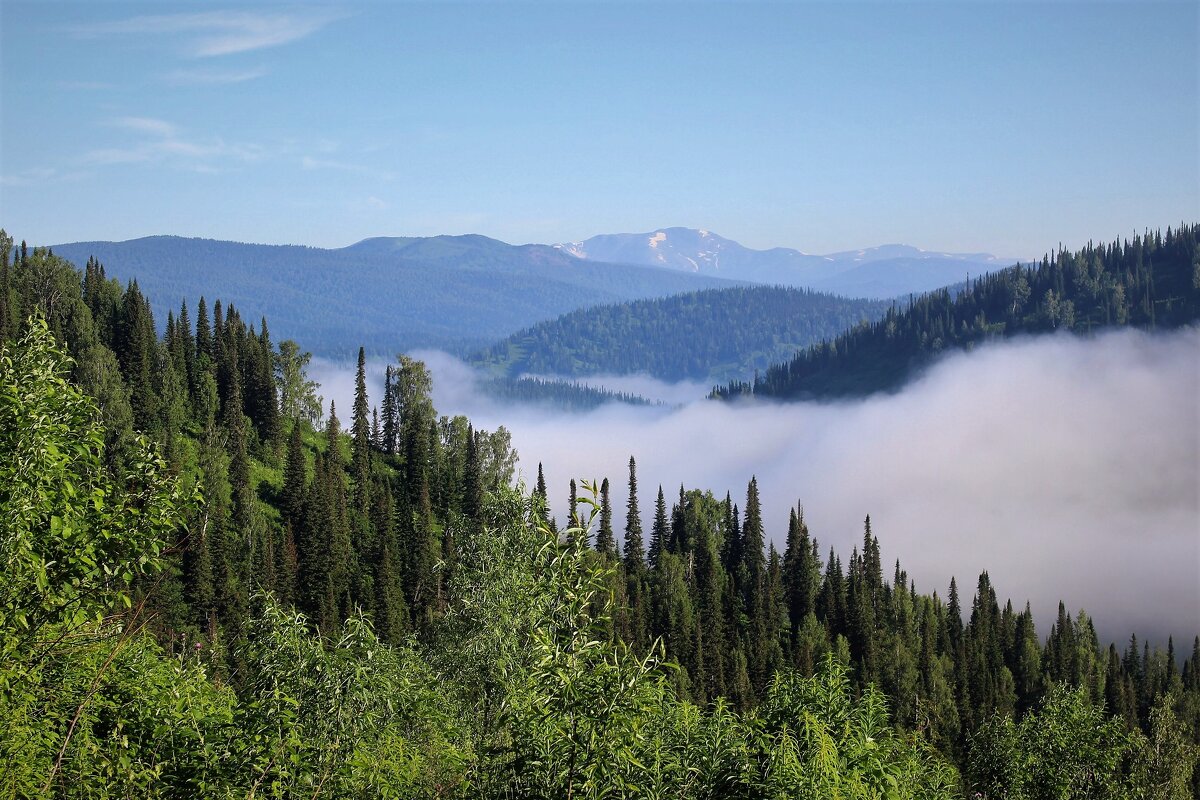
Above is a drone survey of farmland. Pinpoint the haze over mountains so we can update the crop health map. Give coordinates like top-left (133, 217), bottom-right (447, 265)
top-left (49, 234), bottom-right (738, 357)
top-left (49, 227), bottom-right (1016, 363)
top-left (557, 227), bottom-right (1017, 299)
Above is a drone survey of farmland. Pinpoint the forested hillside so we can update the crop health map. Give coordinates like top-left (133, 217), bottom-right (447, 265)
top-left (2, 232), bottom-right (1198, 797)
top-left (715, 223), bottom-right (1200, 400)
top-left (473, 285), bottom-right (889, 383)
top-left (48, 234), bottom-right (739, 356)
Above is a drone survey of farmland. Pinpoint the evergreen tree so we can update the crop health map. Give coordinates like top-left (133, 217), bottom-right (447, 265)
top-left (462, 423), bottom-right (482, 523)
top-left (244, 318), bottom-right (280, 448)
top-left (381, 365), bottom-right (397, 455)
top-left (194, 296), bottom-right (212, 360)
top-left (352, 347), bottom-right (372, 504)
top-left (281, 420), bottom-right (308, 532)
top-left (623, 457), bottom-right (645, 570)
top-left (596, 478), bottom-right (615, 557)
top-left (783, 504), bottom-right (820, 642)
top-left (0, 229), bottom-right (11, 341)
top-left (648, 485), bottom-right (667, 569)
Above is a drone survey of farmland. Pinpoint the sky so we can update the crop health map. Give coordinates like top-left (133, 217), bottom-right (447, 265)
top-left (1, 1), bottom-right (1196, 257)
top-left (309, 328), bottom-right (1200, 649)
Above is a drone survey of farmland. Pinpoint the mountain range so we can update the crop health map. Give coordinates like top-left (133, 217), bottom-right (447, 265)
top-left (48, 228), bottom-right (1015, 360)
top-left (556, 227), bottom-right (1016, 299)
top-left (49, 234), bottom-right (737, 358)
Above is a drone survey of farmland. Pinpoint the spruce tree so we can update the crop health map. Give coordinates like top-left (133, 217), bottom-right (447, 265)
top-left (462, 423), bottom-right (482, 523)
top-left (194, 297), bottom-right (211, 360)
top-left (596, 477), bottom-right (615, 557)
top-left (568, 478), bottom-right (578, 529)
top-left (245, 318), bottom-right (280, 448)
top-left (381, 365), bottom-right (397, 455)
top-left (116, 281), bottom-right (158, 430)
top-left (623, 456), bottom-right (645, 570)
top-left (649, 485), bottom-right (668, 569)
top-left (281, 420), bottom-right (308, 531)
top-left (352, 346), bottom-right (372, 503)
top-left (783, 504), bottom-right (820, 640)
top-left (0, 228), bottom-right (11, 341)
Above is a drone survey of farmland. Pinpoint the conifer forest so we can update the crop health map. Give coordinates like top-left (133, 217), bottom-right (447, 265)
top-left (2, 223), bottom-right (1199, 799)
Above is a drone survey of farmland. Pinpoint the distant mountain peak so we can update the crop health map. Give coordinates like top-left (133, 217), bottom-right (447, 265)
top-left (552, 227), bottom-right (1011, 299)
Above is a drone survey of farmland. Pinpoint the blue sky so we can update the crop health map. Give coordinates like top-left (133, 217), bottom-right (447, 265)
top-left (1, 1), bottom-right (1196, 257)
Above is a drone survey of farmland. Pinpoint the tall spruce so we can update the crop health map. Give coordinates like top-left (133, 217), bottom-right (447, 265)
top-left (596, 478), bottom-right (615, 557)
top-left (649, 485), bottom-right (668, 569)
top-left (0, 229), bottom-right (11, 341)
top-left (352, 347), bottom-right (372, 501)
top-left (623, 457), bottom-right (645, 569)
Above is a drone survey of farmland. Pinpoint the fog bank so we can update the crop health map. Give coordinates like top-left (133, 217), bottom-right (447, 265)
top-left (315, 329), bottom-right (1200, 647)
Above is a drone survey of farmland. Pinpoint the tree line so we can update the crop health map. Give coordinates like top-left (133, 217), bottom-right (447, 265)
top-left (715, 223), bottom-right (1200, 400)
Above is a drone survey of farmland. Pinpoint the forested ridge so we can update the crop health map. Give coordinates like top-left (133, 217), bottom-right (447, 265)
top-left (2, 230), bottom-right (1198, 798)
top-left (715, 223), bottom-right (1200, 400)
top-left (471, 285), bottom-right (889, 383)
top-left (47, 234), bottom-right (738, 357)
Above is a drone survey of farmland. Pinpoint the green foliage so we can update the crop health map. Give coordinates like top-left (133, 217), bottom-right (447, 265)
top-left (0, 317), bottom-right (186, 675)
top-left (968, 684), bottom-right (1141, 799)
top-left (756, 657), bottom-right (959, 798)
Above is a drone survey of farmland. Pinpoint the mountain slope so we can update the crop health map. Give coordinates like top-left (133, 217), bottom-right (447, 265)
top-left (471, 285), bottom-right (890, 383)
top-left (714, 223), bottom-right (1200, 401)
top-left (557, 227), bottom-right (1015, 299)
top-left (49, 234), bottom-right (741, 357)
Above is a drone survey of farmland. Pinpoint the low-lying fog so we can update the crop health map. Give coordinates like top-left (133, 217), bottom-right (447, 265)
top-left (312, 328), bottom-right (1200, 649)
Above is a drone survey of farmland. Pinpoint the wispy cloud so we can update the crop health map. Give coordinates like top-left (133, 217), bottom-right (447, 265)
top-left (300, 155), bottom-right (371, 174)
top-left (71, 10), bottom-right (344, 58)
top-left (163, 66), bottom-right (269, 85)
top-left (0, 167), bottom-right (86, 187)
top-left (84, 117), bottom-right (263, 168)
top-left (112, 116), bottom-right (178, 137)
